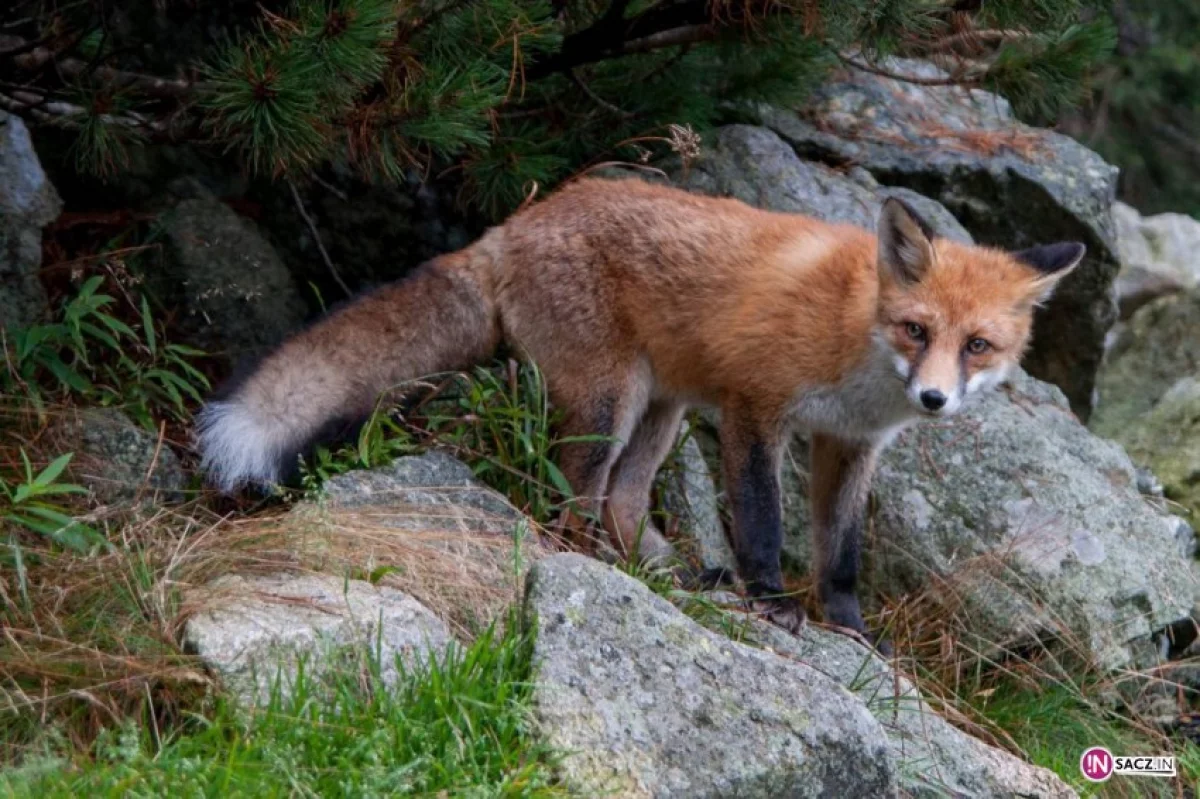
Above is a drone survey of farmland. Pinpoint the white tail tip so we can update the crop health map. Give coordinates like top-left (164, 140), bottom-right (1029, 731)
top-left (195, 400), bottom-right (287, 494)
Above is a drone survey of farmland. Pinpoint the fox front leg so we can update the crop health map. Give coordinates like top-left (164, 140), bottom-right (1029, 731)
top-left (720, 409), bottom-right (805, 634)
top-left (809, 432), bottom-right (890, 652)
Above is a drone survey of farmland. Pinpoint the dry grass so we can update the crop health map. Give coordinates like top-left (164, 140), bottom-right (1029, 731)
top-left (869, 542), bottom-right (1200, 796)
top-left (1, 480), bottom-right (563, 766)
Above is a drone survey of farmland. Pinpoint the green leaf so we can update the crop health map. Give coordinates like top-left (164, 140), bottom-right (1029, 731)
top-left (140, 295), bottom-right (157, 356)
top-left (33, 452), bottom-right (74, 489)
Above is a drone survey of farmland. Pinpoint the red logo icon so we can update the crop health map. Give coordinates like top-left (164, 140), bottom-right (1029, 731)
top-left (1081, 747), bottom-right (1114, 782)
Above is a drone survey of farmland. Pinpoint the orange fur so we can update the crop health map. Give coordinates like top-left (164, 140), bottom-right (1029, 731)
top-left (196, 176), bottom-right (1083, 642)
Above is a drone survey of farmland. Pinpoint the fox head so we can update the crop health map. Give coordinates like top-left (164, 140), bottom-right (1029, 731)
top-left (874, 197), bottom-right (1084, 417)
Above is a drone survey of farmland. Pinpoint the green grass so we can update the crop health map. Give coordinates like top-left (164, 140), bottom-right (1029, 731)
top-left (974, 682), bottom-right (1200, 797)
top-left (2, 617), bottom-right (564, 798)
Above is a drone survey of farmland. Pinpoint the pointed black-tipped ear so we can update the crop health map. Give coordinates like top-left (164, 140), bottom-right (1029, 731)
top-left (877, 196), bottom-right (937, 286)
top-left (1014, 242), bottom-right (1086, 276)
top-left (1014, 242), bottom-right (1086, 303)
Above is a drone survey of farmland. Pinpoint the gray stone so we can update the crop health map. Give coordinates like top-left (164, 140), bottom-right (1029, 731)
top-left (1113, 200), bottom-right (1200, 317)
top-left (1098, 376), bottom-right (1200, 521)
top-left (0, 111), bottom-right (61, 328)
top-left (872, 369), bottom-right (1194, 670)
top-left (782, 370), bottom-right (1194, 671)
top-left (524, 553), bottom-right (896, 798)
top-left (320, 449), bottom-right (531, 538)
top-left (254, 167), bottom-right (475, 291)
top-left (658, 422), bottom-right (736, 574)
top-left (751, 622), bottom-right (1076, 798)
top-left (752, 59), bottom-right (1121, 419)
top-left (1092, 292), bottom-right (1200, 442)
top-left (159, 197), bottom-right (306, 361)
top-left (49, 408), bottom-right (184, 504)
top-left (184, 572), bottom-right (454, 706)
top-left (664, 124), bottom-right (972, 244)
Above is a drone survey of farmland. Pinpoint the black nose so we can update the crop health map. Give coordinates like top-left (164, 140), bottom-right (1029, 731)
top-left (920, 390), bottom-right (947, 411)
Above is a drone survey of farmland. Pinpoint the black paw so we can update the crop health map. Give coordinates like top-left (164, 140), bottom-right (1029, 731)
top-left (822, 592), bottom-right (892, 656)
top-left (870, 634), bottom-right (894, 658)
top-left (747, 594), bottom-right (807, 635)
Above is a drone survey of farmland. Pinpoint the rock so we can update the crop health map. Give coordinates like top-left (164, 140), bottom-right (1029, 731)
top-left (290, 450), bottom-right (544, 631)
top-left (658, 422), bottom-right (736, 574)
top-left (1112, 200), bottom-right (1200, 317)
top-left (158, 197), bottom-right (306, 362)
top-left (1091, 292), bottom-right (1200, 439)
top-left (781, 369), bottom-right (1194, 671)
top-left (1103, 377), bottom-right (1200, 520)
top-left (750, 622), bottom-right (1077, 798)
top-left (0, 112), bottom-right (61, 328)
top-left (184, 572), bottom-right (453, 706)
top-left (524, 553), bottom-right (896, 798)
top-left (874, 369), bottom-right (1194, 670)
top-left (253, 167), bottom-right (477, 292)
top-left (319, 449), bottom-right (531, 537)
top-left (48, 408), bottom-right (185, 504)
top-left (752, 59), bottom-right (1120, 419)
top-left (664, 124), bottom-right (972, 244)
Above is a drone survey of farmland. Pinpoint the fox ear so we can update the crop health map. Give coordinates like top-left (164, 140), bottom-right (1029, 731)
top-left (1014, 242), bottom-right (1085, 303)
top-left (877, 197), bottom-right (936, 286)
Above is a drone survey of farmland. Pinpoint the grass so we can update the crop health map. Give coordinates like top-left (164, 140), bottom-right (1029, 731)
top-left (973, 682), bottom-right (1199, 797)
top-left (1, 618), bottom-right (564, 798)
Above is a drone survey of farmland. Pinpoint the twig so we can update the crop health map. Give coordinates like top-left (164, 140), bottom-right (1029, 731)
top-left (309, 172), bottom-right (350, 202)
top-left (0, 88), bottom-right (161, 130)
top-left (0, 34), bottom-right (200, 99)
top-left (135, 421), bottom-right (168, 506)
top-left (837, 53), bottom-right (983, 87)
top-left (286, 177), bottom-right (353, 298)
top-left (568, 69), bottom-right (634, 118)
top-left (621, 24), bottom-right (715, 56)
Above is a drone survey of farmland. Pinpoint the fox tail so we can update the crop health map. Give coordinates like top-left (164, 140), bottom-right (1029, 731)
top-left (195, 252), bottom-right (498, 493)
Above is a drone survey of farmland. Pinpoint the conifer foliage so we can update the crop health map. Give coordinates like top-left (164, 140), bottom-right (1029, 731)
top-left (1, 0), bottom-right (1113, 218)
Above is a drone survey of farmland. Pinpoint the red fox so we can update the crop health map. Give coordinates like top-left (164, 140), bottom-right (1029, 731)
top-left (196, 177), bottom-right (1083, 644)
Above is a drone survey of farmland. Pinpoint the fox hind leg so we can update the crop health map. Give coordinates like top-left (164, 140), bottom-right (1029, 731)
top-left (602, 399), bottom-right (686, 567)
top-left (549, 364), bottom-right (649, 552)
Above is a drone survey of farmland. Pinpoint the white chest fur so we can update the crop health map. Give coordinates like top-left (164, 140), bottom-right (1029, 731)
top-left (788, 349), bottom-right (920, 443)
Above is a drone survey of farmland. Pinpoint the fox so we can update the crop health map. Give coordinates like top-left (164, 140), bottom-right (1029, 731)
top-left (195, 176), bottom-right (1084, 646)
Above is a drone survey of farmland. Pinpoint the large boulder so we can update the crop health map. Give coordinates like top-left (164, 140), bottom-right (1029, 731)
top-left (158, 196), bottom-right (306, 362)
top-left (1098, 377), bottom-right (1200, 520)
top-left (1091, 291), bottom-right (1200, 440)
top-left (524, 553), bottom-right (896, 798)
top-left (317, 449), bottom-right (530, 536)
top-left (289, 451), bottom-right (546, 631)
top-left (184, 572), bottom-right (453, 706)
top-left (783, 369), bottom-right (1195, 671)
top-left (1112, 200), bottom-right (1200, 318)
top-left (0, 111), bottom-right (60, 328)
top-left (752, 59), bottom-right (1120, 419)
top-left (665, 124), bottom-right (972, 244)
top-left (48, 408), bottom-right (185, 505)
top-left (253, 167), bottom-right (476, 292)
top-left (751, 622), bottom-right (1076, 798)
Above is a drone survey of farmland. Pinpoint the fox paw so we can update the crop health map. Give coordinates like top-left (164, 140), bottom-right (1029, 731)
top-left (749, 595), bottom-right (807, 635)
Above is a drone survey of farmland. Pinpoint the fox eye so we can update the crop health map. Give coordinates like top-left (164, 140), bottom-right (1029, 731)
top-left (966, 338), bottom-right (990, 354)
top-left (904, 322), bottom-right (926, 341)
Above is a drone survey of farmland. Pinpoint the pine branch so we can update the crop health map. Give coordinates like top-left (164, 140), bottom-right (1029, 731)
top-left (0, 34), bottom-right (201, 99)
